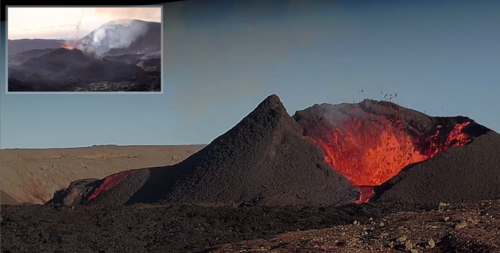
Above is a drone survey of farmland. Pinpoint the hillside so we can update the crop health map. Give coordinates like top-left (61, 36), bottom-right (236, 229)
top-left (0, 145), bottom-right (204, 204)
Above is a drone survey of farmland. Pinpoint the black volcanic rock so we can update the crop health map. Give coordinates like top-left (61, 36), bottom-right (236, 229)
top-left (15, 48), bottom-right (146, 82)
top-left (136, 58), bottom-right (161, 71)
top-left (103, 54), bottom-right (145, 65)
top-left (58, 95), bottom-right (358, 207)
top-left (374, 130), bottom-right (500, 205)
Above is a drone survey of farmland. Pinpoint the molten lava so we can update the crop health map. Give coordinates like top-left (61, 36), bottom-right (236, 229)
top-left (297, 102), bottom-right (473, 203)
top-left (87, 170), bottom-right (137, 202)
top-left (62, 42), bottom-right (76, 50)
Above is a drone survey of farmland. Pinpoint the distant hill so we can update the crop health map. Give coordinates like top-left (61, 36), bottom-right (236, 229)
top-left (8, 39), bottom-right (64, 55)
top-left (8, 48), bottom-right (55, 65)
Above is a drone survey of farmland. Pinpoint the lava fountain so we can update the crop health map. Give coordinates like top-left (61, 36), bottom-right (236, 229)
top-left (61, 20), bottom-right (81, 50)
top-left (294, 99), bottom-right (473, 203)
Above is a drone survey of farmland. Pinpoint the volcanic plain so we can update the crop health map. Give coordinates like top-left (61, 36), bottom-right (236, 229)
top-left (2, 94), bottom-right (499, 252)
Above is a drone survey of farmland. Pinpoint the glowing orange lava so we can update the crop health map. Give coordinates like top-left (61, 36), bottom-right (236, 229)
top-left (313, 117), bottom-right (429, 187)
top-left (62, 43), bottom-right (75, 50)
top-left (303, 105), bottom-right (473, 203)
top-left (87, 170), bottom-right (137, 202)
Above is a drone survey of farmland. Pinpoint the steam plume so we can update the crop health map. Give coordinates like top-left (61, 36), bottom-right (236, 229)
top-left (76, 19), bottom-right (149, 57)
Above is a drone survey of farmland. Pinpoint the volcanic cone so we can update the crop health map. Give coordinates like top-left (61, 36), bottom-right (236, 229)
top-left (60, 95), bottom-right (358, 206)
top-left (293, 99), bottom-right (490, 202)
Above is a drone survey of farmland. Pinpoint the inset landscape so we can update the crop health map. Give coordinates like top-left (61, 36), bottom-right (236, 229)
top-left (7, 7), bottom-right (162, 92)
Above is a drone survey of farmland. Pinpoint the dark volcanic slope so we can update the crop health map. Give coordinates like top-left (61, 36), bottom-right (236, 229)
top-left (61, 95), bottom-right (358, 207)
top-left (20, 48), bottom-right (145, 81)
top-left (374, 130), bottom-right (500, 205)
top-left (8, 48), bottom-right (55, 65)
top-left (8, 47), bottom-right (151, 92)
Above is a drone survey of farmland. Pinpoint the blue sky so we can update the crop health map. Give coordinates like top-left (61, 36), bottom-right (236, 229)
top-left (1, 0), bottom-right (499, 149)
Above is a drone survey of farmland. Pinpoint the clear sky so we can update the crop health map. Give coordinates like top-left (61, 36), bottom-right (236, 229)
top-left (7, 7), bottom-right (162, 40)
top-left (1, 0), bottom-right (500, 149)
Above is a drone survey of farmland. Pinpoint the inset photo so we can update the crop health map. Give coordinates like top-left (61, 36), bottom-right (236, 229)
top-left (7, 6), bottom-right (162, 92)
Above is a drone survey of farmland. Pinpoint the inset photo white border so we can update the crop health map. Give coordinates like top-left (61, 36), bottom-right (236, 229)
top-left (5, 5), bottom-right (164, 94)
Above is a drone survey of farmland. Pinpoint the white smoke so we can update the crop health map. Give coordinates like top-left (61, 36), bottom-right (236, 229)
top-left (77, 19), bottom-right (149, 57)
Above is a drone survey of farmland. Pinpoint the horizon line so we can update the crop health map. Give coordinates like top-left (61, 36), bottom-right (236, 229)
top-left (0, 143), bottom-right (208, 150)
top-left (7, 18), bottom-right (161, 41)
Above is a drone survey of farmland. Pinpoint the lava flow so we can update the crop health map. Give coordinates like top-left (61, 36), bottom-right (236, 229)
top-left (87, 169), bottom-right (137, 202)
top-left (295, 101), bottom-right (473, 203)
top-left (62, 42), bottom-right (77, 50)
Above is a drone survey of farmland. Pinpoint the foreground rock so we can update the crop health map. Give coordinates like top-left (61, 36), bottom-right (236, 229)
top-left (212, 200), bottom-right (500, 252)
top-left (0, 202), bottom-right (393, 253)
top-left (53, 95), bottom-right (358, 207)
top-left (2, 200), bottom-right (498, 252)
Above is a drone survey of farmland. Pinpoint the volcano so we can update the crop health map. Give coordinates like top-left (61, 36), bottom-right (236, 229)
top-left (7, 19), bottom-right (161, 92)
top-left (293, 99), bottom-right (490, 202)
top-left (76, 19), bottom-right (161, 57)
top-left (51, 95), bottom-right (358, 206)
top-left (50, 96), bottom-right (499, 207)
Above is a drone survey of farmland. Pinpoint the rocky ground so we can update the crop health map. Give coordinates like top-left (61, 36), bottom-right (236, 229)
top-left (8, 75), bottom-right (161, 92)
top-left (0, 202), bottom-right (406, 253)
top-left (212, 200), bottom-right (500, 252)
top-left (73, 76), bottom-right (161, 92)
top-left (7, 47), bottom-right (162, 92)
top-left (1, 200), bottom-right (498, 253)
